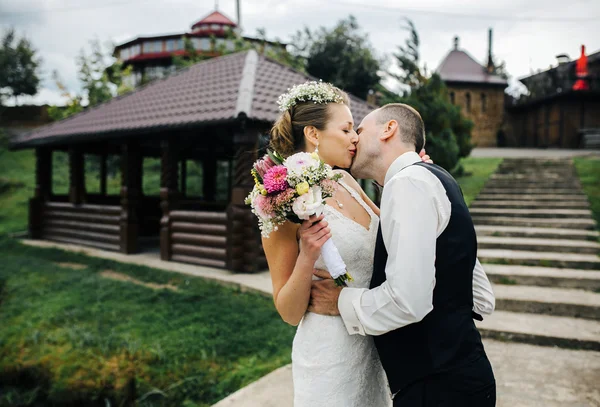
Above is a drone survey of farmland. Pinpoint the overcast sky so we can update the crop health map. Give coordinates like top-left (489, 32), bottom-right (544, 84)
top-left (1, 0), bottom-right (599, 105)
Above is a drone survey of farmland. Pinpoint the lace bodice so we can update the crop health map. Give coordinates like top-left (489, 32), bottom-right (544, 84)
top-left (313, 180), bottom-right (379, 288)
top-left (292, 180), bottom-right (391, 407)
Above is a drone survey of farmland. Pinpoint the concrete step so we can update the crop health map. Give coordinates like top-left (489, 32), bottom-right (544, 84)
top-left (478, 236), bottom-right (600, 255)
top-left (485, 184), bottom-right (582, 191)
top-left (493, 285), bottom-right (600, 320)
top-left (484, 264), bottom-right (600, 291)
top-left (481, 188), bottom-right (583, 195)
top-left (486, 340), bottom-right (600, 407)
top-left (475, 194), bottom-right (589, 202)
top-left (475, 225), bottom-right (600, 241)
top-left (471, 200), bottom-right (590, 209)
top-left (478, 249), bottom-right (600, 270)
top-left (486, 179), bottom-right (580, 186)
top-left (490, 173), bottom-right (578, 179)
top-left (470, 207), bottom-right (594, 219)
top-left (473, 216), bottom-right (597, 230)
top-left (476, 310), bottom-right (600, 351)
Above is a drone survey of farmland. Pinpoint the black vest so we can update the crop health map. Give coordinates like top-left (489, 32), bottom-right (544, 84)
top-left (370, 162), bottom-right (484, 394)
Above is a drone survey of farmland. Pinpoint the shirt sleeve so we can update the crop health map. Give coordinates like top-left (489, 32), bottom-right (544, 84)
top-left (338, 175), bottom-right (439, 336)
top-left (472, 258), bottom-right (495, 316)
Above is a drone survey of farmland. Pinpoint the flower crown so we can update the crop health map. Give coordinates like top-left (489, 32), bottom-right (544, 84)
top-left (277, 81), bottom-right (345, 112)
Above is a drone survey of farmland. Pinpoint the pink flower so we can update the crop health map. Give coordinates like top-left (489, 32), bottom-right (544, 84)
top-left (272, 188), bottom-right (296, 207)
top-left (263, 165), bottom-right (289, 193)
top-left (254, 155), bottom-right (276, 178)
top-left (320, 179), bottom-right (339, 196)
top-left (254, 194), bottom-right (274, 219)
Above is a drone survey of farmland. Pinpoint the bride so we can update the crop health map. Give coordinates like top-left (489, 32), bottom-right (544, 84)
top-left (262, 82), bottom-right (430, 406)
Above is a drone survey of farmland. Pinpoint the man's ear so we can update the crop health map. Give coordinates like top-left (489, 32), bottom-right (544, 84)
top-left (379, 120), bottom-right (398, 142)
top-left (304, 125), bottom-right (319, 149)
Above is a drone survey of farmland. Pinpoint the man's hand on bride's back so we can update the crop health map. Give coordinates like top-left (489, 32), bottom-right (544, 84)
top-left (297, 215), bottom-right (332, 265)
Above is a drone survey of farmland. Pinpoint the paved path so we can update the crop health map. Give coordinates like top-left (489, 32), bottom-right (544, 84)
top-left (21, 239), bottom-right (274, 297)
top-left (211, 340), bottom-right (600, 407)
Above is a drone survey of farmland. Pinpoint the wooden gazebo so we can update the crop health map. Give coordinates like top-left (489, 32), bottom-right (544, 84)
top-left (10, 50), bottom-right (374, 272)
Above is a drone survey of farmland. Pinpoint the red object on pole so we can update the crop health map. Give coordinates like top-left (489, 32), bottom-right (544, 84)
top-left (573, 45), bottom-right (589, 91)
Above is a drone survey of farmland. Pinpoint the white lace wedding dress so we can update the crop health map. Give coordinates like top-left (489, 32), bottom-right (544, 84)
top-left (292, 181), bottom-right (392, 407)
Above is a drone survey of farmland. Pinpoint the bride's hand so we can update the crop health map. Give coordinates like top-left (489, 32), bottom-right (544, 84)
top-left (297, 214), bottom-right (331, 264)
top-left (419, 148), bottom-right (433, 164)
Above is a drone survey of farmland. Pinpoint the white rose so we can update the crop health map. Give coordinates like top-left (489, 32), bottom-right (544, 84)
top-left (284, 152), bottom-right (320, 180)
top-left (292, 186), bottom-right (324, 220)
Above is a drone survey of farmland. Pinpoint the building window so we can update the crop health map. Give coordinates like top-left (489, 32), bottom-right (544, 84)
top-left (200, 38), bottom-right (210, 51)
top-left (465, 92), bottom-right (471, 113)
top-left (120, 48), bottom-right (130, 60)
top-left (481, 93), bottom-right (487, 113)
top-left (130, 44), bottom-right (140, 57)
top-left (177, 39), bottom-right (184, 50)
top-left (166, 39), bottom-right (176, 52)
top-left (449, 91), bottom-right (455, 104)
top-left (192, 38), bottom-right (202, 50)
top-left (212, 24), bottom-right (222, 30)
top-left (144, 41), bottom-right (163, 53)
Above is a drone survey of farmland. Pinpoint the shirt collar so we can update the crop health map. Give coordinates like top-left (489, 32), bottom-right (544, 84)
top-left (384, 151), bottom-right (421, 185)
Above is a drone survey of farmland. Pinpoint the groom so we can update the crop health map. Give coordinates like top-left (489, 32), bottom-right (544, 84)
top-left (309, 103), bottom-right (496, 406)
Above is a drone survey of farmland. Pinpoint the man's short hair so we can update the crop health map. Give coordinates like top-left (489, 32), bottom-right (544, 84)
top-left (375, 103), bottom-right (425, 152)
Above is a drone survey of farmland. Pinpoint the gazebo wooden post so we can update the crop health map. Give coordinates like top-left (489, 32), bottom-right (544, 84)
top-left (68, 147), bottom-right (86, 204)
top-left (226, 127), bottom-right (260, 272)
top-left (160, 139), bottom-right (180, 260)
top-left (203, 157), bottom-right (217, 201)
top-left (120, 142), bottom-right (142, 254)
top-left (29, 147), bottom-right (52, 238)
top-left (100, 153), bottom-right (108, 196)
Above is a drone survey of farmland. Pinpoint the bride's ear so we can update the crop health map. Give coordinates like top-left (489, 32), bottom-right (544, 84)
top-left (303, 125), bottom-right (319, 150)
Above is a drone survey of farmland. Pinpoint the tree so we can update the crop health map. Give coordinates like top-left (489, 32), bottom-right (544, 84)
top-left (48, 39), bottom-right (132, 121)
top-left (291, 16), bottom-right (381, 99)
top-left (0, 28), bottom-right (41, 105)
top-left (384, 19), bottom-right (473, 173)
top-left (172, 36), bottom-right (211, 69)
top-left (173, 29), bottom-right (304, 71)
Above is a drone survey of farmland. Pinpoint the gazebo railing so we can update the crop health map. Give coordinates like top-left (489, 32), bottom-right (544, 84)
top-left (40, 202), bottom-right (121, 251)
top-left (168, 210), bottom-right (228, 268)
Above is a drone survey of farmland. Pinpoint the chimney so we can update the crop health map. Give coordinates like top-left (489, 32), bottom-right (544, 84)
top-left (486, 28), bottom-right (495, 74)
top-left (237, 0), bottom-right (241, 29)
top-left (556, 53), bottom-right (570, 65)
top-left (453, 36), bottom-right (459, 50)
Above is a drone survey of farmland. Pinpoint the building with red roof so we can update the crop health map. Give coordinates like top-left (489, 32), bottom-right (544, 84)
top-left (113, 9), bottom-right (286, 87)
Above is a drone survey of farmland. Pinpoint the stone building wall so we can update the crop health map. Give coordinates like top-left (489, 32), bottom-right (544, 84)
top-left (447, 85), bottom-right (505, 147)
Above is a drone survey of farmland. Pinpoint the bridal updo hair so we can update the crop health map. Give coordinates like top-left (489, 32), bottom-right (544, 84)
top-left (270, 85), bottom-right (349, 157)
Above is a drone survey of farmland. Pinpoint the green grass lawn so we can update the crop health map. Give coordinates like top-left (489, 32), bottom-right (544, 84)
top-left (0, 237), bottom-right (295, 406)
top-left (0, 147), bottom-right (36, 236)
top-left (574, 156), bottom-right (600, 232)
top-left (455, 157), bottom-right (504, 206)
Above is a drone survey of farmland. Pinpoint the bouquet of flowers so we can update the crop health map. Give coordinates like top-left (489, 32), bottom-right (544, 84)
top-left (245, 149), bottom-right (352, 286)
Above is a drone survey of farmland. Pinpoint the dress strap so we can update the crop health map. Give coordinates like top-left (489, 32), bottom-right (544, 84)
top-left (338, 180), bottom-right (376, 218)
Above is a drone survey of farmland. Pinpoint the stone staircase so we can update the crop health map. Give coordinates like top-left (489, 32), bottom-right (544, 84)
top-left (472, 158), bottom-right (600, 353)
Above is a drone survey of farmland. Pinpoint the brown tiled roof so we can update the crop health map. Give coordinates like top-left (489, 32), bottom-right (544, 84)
top-left (437, 49), bottom-right (507, 86)
top-left (11, 51), bottom-right (376, 149)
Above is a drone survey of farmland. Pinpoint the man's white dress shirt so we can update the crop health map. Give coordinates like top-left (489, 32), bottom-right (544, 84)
top-left (338, 151), bottom-right (495, 336)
